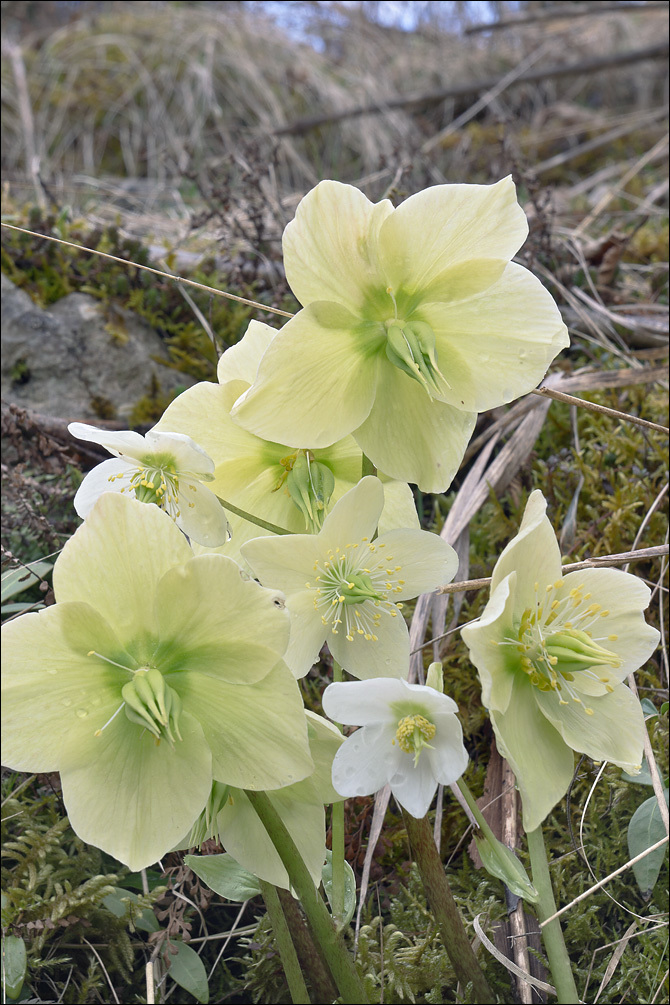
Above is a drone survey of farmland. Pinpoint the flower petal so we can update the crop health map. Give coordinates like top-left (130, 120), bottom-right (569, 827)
top-left (242, 533), bottom-right (322, 596)
top-left (389, 754), bottom-right (439, 818)
top-left (283, 179), bottom-right (393, 312)
top-left (1, 602), bottom-right (130, 771)
top-left (424, 263), bottom-right (569, 413)
top-left (72, 457), bottom-right (134, 518)
top-left (331, 723), bottom-right (402, 797)
top-left (461, 573), bottom-right (519, 714)
top-left (491, 674), bottom-right (576, 833)
top-left (156, 555), bottom-right (289, 683)
top-left (216, 319), bottom-right (277, 385)
top-left (427, 711), bottom-right (470, 786)
top-left (534, 682), bottom-right (645, 773)
top-left (175, 479), bottom-right (230, 547)
top-left (231, 303), bottom-right (379, 448)
top-left (53, 493), bottom-right (193, 642)
top-left (59, 708), bottom-right (211, 870)
top-left (323, 678), bottom-right (411, 726)
top-left (329, 606), bottom-right (410, 680)
top-left (378, 176), bottom-right (528, 292)
top-left (282, 591), bottom-right (330, 679)
top-left (374, 527), bottom-right (458, 598)
top-left (178, 662), bottom-right (313, 790)
top-left (217, 789), bottom-right (326, 890)
top-left (319, 476), bottom-right (384, 546)
top-left (353, 363), bottom-right (477, 492)
top-left (489, 490), bottom-right (562, 608)
top-left (144, 429), bottom-right (215, 478)
top-left (68, 422), bottom-right (146, 459)
top-left (560, 568), bottom-right (659, 681)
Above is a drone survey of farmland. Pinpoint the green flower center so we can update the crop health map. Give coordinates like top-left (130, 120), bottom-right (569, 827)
top-left (395, 713), bottom-right (436, 766)
top-left (502, 579), bottom-right (622, 714)
top-left (274, 450), bottom-right (335, 532)
top-left (110, 452), bottom-right (182, 514)
top-left (307, 540), bottom-right (405, 642)
top-left (121, 667), bottom-right (183, 746)
top-left (381, 288), bottom-right (449, 399)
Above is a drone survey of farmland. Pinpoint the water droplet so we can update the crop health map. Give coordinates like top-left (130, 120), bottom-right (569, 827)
top-left (62, 698), bottom-right (72, 707)
top-left (47, 668), bottom-right (58, 676)
top-left (75, 708), bottom-right (88, 718)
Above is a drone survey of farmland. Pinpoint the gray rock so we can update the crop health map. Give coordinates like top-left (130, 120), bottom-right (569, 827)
top-left (1, 275), bottom-right (194, 422)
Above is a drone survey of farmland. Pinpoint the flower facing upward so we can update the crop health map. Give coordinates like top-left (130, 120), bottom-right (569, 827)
top-left (241, 477), bottom-right (458, 679)
top-left (68, 423), bottom-right (230, 547)
top-left (231, 178), bottom-right (569, 492)
top-left (0, 494), bottom-right (313, 870)
top-left (323, 677), bottom-right (469, 818)
top-left (154, 320), bottom-right (418, 562)
top-left (461, 490), bottom-right (660, 832)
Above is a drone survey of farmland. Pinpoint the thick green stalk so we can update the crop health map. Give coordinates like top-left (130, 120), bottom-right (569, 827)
top-left (402, 811), bottom-right (494, 1000)
top-left (330, 659), bottom-right (345, 925)
top-left (259, 880), bottom-right (311, 1004)
top-left (245, 789), bottom-right (368, 1004)
top-left (276, 889), bottom-right (338, 1003)
top-left (216, 496), bottom-right (292, 535)
top-left (527, 826), bottom-right (579, 1004)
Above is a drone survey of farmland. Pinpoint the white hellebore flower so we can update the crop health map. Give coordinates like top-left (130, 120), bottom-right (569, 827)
top-left (241, 477), bottom-right (458, 679)
top-left (323, 677), bottom-right (469, 818)
top-left (69, 423), bottom-right (230, 547)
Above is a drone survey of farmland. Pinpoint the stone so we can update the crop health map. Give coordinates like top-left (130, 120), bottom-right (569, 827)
top-left (1, 274), bottom-right (194, 422)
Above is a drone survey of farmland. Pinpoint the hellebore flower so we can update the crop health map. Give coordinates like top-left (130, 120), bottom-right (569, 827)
top-left (323, 677), bottom-right (469, 818)
top-left (182, 712), bottom-right (344, 889)
top-left (241, 476), bottom-right (458, 679)
top-left (231, 178), bottom-right (569, 492)
top-left (461, 490), bottom-right (660, 832)
top-left (0, 494), bottom-right (313, 870)
top-left (68, 423), bottom-right (230, 547)
top-left (154, 320), bottom-right (418, 561)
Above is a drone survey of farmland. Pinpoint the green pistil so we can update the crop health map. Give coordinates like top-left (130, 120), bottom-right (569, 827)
top-left (122, 668), bottom-right (183, 746)
top-left (339, 571), bottom-right (384, 605)
top-left (544, 629), bottom-right (621, 673)
top-left (384, 318), bottom-right (448, 398)
top-left (284, 451), bottom-right (335, 532)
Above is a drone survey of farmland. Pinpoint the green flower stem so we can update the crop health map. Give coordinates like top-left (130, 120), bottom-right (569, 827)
top-left (402, 810), bottom-right (494, 1000)
top-left (361, 453), bottom-right (377, 478)
top-left (216, 496), bottom-right (292, 535)
top-left (330, 659), bottom-right (345, 925)
top-left (527, 826), bottom-right (579, 1004)
top-left (259, 880), bottom-right (311, 1004)
top-left (456, 777), bottom-right (502, 847)
top-left (245, 789), bottom-right (368, 1004)
top-left (276, 889), bottom-right (338, 1003)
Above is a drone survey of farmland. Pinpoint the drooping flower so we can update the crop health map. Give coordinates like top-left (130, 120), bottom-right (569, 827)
top-left (231, 178), bottom-right (569, 492)
top-left (0, 493), bottom-right (313, 870)
top-left (153, 320), bottom-right (418, 562)
top-left (323, 677), bottom-right (469, 818)
top-left (68, 423), bottom-right (230, 547)
top-left (182, 712), bottom-right (344, 889)
top-left (461, 490), bottom-right (660, 832)
top-left (240, 476), bottom-right (458, 679)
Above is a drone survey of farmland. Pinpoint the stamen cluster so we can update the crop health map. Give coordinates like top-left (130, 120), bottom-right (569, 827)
top-left (307, 539), bottom-right (404, 642)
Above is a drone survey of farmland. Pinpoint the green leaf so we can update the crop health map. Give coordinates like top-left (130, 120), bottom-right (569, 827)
top-left (627, 788), bottom-right (669, 896)
top-left (322, 850), bottom-right (357, 926)
top-left (185, 853), bottom-right (262, 901)
top-left (167, 941), bottom-right (209, 1004)
top-left (1, 562), bottom-right (52, 602)
top-left (640, 697), bottom-right (658, 717)
top-left (102, 889), bottom-right (160, 933)
top-left (0, 601), bottom-right (45, 615)
top-left (475, 834), bottom-right (539, 903)
top-left (2, 935), bottom-right (27, 1000)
